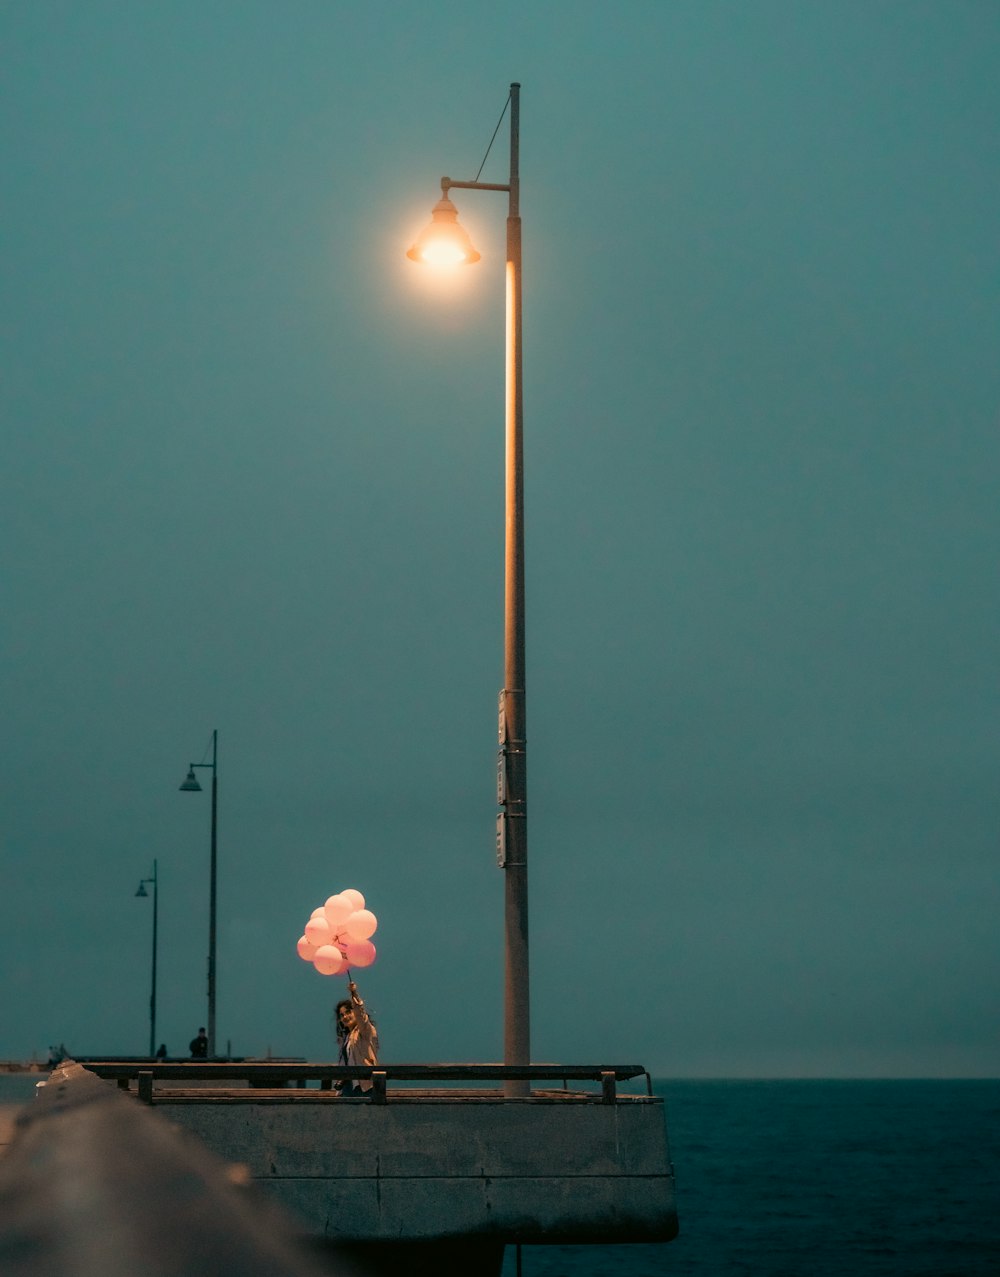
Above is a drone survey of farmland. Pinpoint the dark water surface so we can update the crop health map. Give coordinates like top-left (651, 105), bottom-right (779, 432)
top-left (503, 1079), bottom-right (1000, 1275)
top-left (4, 1075), bottom-right (997, 1274)
top-left (0, 1074), bottom-right (45, 1105)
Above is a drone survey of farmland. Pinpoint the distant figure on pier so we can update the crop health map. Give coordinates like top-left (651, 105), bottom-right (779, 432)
top-left (155, 1043), bottom-right (168, 1060)
top-left (335, 980), bottom-right (378, 1095)
top-left (189, 1027), bottom-right (208, 1058)
top-left (46, 1043), bottom-right (69, 1068)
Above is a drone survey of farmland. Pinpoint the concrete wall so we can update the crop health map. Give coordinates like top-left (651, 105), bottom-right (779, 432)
top-left (161, 1095), bottom-right (678, 1244)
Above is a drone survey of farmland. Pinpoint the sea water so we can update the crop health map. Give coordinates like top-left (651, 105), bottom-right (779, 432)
top-left (0, 1074), bottom-right (43, 1105)
top-left (502, 1079), bottom-right (1000, 1275)
top-left (3, 1075), bottom-right (997, 1273)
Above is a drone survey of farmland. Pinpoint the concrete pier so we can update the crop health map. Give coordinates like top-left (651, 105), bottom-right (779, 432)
top-left (162, 1088), bottom-right (677, 1245)
top-left (24, 1062), bottom-right (678, 1275)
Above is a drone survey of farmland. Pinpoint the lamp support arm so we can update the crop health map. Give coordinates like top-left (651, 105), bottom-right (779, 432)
top-left (441, 178), bottom-right (511, 194)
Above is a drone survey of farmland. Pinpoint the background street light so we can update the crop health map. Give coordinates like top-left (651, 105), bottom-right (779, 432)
top-left (134, 860), bottom-right (158, 1058)
top-left (179, 728), bottom-right (219, 1057)
top-left (408, 83), bottom-right (529, 1093)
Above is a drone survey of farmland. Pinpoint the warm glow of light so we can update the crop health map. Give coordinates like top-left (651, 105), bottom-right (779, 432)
top-left (419, 238), bottom-right (471, 267)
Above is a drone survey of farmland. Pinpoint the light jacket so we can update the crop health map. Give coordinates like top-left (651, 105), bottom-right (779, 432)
top-left (339, 988), bottom-right (379, 1091)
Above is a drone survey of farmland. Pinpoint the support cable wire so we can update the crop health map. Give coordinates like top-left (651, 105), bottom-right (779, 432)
top-left (474, 92), bottom-right (511, 182)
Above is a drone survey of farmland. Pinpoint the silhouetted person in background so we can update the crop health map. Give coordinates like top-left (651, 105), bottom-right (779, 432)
top-left (189, 1027), bottom-right (208, 1058)
top-left (155, 1043), bottom-right (168, 1059)
top-left (46, 1043), bottom-right (69, 1068)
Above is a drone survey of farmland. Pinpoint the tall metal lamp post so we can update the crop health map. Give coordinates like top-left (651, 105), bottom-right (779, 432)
top-left (407, 83), bottom-right (529, 1093)
top-left (179, 729), bottom-right (219, 1057)
top-left (135, 860), bottom-right (158, 1058)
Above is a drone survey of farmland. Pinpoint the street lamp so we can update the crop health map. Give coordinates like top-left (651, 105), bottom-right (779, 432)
top-left (135, 860), bottom-right (158, 1058)
top-left (179, 728), bottom-right (219, 1057)
top-left (407, 83), bottom-right (529, 1092)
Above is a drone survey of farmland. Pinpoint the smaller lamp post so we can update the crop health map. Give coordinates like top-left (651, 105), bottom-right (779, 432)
top-left (179, 729), bottom-right (219, 1056)
top-left (135, 860), bottom-right (158, 1058)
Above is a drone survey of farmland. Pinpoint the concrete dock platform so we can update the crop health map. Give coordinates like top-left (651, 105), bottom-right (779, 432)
top-left (8, 1061), bottom-right (678, 1275)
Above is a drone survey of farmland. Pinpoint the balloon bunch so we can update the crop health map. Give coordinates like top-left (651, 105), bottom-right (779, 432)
top-left (296, 888), bottom-right (378, 977)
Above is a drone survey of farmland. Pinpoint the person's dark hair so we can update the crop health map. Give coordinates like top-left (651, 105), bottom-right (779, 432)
top-left (334, 999), bottom-right (352, 1042)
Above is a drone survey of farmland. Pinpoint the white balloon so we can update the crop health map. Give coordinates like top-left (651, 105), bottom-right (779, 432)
top-left (313, 945), bottom-right (346, 976)
top-left (343, 939), bottom-right (376, 968)
top-left (344, 908), bottom-right (377, 941)
top-left (340, 888), bottom-right (365, 912)
top-left (305, 916), bottom-right (333, 948)
top-left (324, 893), bottom-right (354, 933)
top-left (296, 935), bottom-right (317, 961)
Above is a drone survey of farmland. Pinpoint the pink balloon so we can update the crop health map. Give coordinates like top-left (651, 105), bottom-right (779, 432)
top-left (310, 907), bottom-right (326, 918)
top-left (313, 945), bottom-right (346, 976)
top-left (305, 916), bottom-right (333, 948)
top-left (343, 939), bottom-right (376, 968)
top-left (340, 888), bottom-right (365, 912)
top-left (344, 908), bottom-right (377, 940)
top-left (324, 893), bottom-right (354, 933)
top-left (296, 935), bottom-right (317, 961)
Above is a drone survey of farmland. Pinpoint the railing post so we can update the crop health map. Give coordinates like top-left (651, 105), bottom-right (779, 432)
top-left (371, 1072), bottom-right (387, 1105)
top-left (601, 1071), bottom-right (616, 1105)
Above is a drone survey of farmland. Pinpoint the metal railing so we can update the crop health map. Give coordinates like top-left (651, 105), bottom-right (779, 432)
top-left (78, 1061), bottom-right (654, 1105)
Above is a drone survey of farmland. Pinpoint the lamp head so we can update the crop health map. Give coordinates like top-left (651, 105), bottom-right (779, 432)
top-left (406, 194), bottom-right (481, 267)
top-left (179, 768), bottom-right (202, 792)
top-left (135, 882), bottom-right (148, 897)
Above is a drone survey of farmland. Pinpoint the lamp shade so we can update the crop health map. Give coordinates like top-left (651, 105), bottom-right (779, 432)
top-left (406, 195), bottom-right (480, 266)
top-left (179, 769), bottom-right (202, 792)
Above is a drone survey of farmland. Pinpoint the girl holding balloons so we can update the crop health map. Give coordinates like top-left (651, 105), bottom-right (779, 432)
top-left (334, 980), bottom-right (379, 1095)
top-left (297, 889), bottom-right (381, 1092)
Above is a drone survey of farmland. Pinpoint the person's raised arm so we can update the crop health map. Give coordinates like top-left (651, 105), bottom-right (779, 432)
top-left (348, 981), bottom-right (374, 1035)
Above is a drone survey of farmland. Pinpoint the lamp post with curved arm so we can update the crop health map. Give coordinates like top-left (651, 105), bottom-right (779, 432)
top-left (407, 84), bottom-right (529, 1093)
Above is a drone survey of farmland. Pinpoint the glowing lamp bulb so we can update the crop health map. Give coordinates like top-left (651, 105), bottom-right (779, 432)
top-left (407, 194), bottom-right (480, 267)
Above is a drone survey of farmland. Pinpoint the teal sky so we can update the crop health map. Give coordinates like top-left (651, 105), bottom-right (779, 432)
top-left (2, 1), bottom-right (998, 1076)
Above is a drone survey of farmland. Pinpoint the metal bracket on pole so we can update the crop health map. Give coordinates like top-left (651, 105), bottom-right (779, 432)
top-left (496, 810), bottom-right (526, 868)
